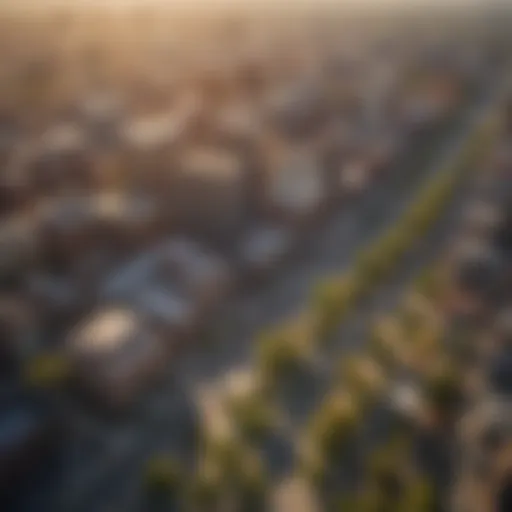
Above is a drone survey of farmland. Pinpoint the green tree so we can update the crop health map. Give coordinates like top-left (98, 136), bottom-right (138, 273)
top-left (257, 330), bottom-right (306, 382)
top-left (309, 393), bottom-right (361, 461)
top-left (227, 391), bottom-right (277, 441)
top-left (24, 352), bottom-right (71, 389)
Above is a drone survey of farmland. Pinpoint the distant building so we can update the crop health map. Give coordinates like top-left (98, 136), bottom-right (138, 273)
top-left (167, 146), bottom-right (249, 243)
top-left (102, 238), bottom-right (232, 332)
top-left (264, 143), bottom-right (326, 226)
top-left (0, 297), bottom-right (39, 371)
top-left (0, 215), bottom-right (39, 286)
top-left (28, 123), bottom-right (92, 195)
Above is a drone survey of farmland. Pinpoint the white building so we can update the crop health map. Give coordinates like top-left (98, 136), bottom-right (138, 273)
top-left (67, 307), bottom-right (166, 409)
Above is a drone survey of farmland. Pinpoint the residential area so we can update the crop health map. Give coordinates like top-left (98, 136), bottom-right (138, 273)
top-left (0, 2), bottom-right (511, 512)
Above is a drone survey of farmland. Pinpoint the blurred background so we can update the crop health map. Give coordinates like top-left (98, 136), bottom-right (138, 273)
top-left (1, 1), bottom-right (512, 511)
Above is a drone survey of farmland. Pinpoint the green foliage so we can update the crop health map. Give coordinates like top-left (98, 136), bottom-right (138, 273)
top-left (205, 435), bottom-right (247, 481)
top-left (338, 355), bottom-right (386, 407)
top-left (144, 455), bottom-right (183, 495)
top-left (355, 248), bottom-right (388, 287)
top-left (311, 276), bottom-right (357, 340)
top-left (227, 391), bottom-right (276, 441)
top-left (24, 352), bottom-right (71, 389)
top-left (309, 394), bottom-right (361, 460)
top-left (257, 329), bottom-right (305, 381)
top-left (187, 468), bottom-right (223, 510)
top-left (424, 363), bottom-right (463, 417)
top-left (354, 487), bottom-right (395, 512)
top-left (234, 452), bottom-right (269, 511)
top-left (398, 478), bottom-right (437, 512)
top-left (414, 266), bottom-right (444, 300)
top-left (368, 318), bottom-right (404, 371)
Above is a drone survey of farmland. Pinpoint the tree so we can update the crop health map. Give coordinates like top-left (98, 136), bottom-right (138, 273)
top-left (423, 362), bottom-right (463, 423)
top-left (311, 276), bottom-right (356, 341)
top-left (187, 464), bottom-right (223, 512)
top-left (227, 389), bottom-right (277, 441)
top-left (257, 329), bottom-right (306, 382)
top-left (398, 477), bottom-right (437, 512)
top-left (338, 355), bottom-right (386, 408)
top-left (309, 393), bottom-right (361, 461)
top-left (23, 352), bottom-right (71, 389)
top-left (414, 265), bottom-right (445, 300)
top-left (355, 248), bottom-right (387, 290)
top-left (367, 443), bottom-right (408, 506)
top-left (368, 317), bottom-right (405, 370)
top-left (144, 455), bottom-right (184, 508)
top-left (234, 451), bottom-right (269, 512)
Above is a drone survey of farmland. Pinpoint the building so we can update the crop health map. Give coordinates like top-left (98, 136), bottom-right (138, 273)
top-left (0, 214), bottom-right (39, 286)
top-left (37, 197), bottom-right (96, 272)
top-left (67, 307), bottom-right (167, 410)
top-left (134, 286), bottom-right (196, 345)
top-left (264, 143), bottom-right (326, 227)
top-left (167, 146), bottom-right (249, 244)
top-left (156, 238), bottom-right (233, 317)
top-left (28, 123), bottom-right (92, 195)
top-left (0, 297), bottom-right (39, 372)
top-left (89, 192), bottom-right (161, 252)
top-left (26, 274), bottom-right (82, 334)
top-left (102, 238), bottom-right (233, 332)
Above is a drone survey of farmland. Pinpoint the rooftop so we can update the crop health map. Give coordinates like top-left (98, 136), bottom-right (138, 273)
top-left (70, 308), bottom-right (139, 355)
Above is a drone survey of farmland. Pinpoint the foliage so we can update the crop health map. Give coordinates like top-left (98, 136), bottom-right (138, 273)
top-left (144, 455), bottom-right (183, 495)
top-left (398, 477), bottom-right (437, 512)
top-left (227, 390), bottom-right (277, 441)
top-left (311, 275), bottom-right (357, 340)
top-left (309, 392), bottom-right (361, 460)
top-left (233, 451), bottom-right (269, 511)
top-left (187, 465), bottom-right (223, 510)
top-left (256, 329), bottom-right (306, 381)
top-left (24, 352), bottom-right (71, 388)
top-left (423, 362), bottom-right (463, 418)
top-left (338, 355), bottom-right (387, 406)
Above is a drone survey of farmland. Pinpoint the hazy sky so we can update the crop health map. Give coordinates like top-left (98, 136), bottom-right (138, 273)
top-left (2, 0), bottom-right (490, 7)
top-left (0, 0), bottom-right (496, 17)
